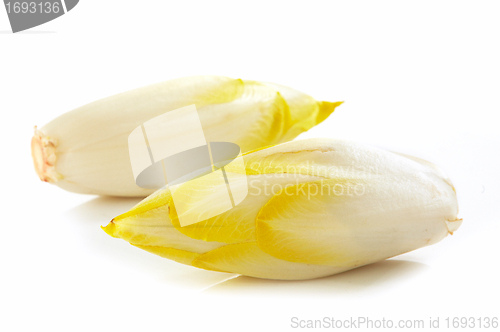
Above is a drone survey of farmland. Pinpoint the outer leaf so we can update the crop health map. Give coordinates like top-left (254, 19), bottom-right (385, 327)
top-left (102, 190), bottom-right (226, 255)
top-left (169, 173), bottom-right (322, 244)
top-left (192, 242), bottom-right (349, 280)
top-left (255, 141), bottom-right (460, 266)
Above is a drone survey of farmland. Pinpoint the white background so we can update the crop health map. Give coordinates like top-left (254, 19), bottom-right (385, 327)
top-left (1, 1), bottom-right (499, 331)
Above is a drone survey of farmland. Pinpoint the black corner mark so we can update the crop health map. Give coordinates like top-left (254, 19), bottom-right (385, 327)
top-left (4, 0), bottom-right (79, 33)
top-left (64, 0), bottom-right (78, 11)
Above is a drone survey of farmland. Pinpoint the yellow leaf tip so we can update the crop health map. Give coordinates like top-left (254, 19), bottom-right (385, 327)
top-left (316, 101), bottom-right (344, 124)
top-left (102, 220), bottom-right (118, 238)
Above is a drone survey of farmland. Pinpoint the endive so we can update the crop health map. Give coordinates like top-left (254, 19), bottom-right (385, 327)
top-left (103, 138), bottom-right (462, 280)
top-left (31, 76), bottom-right (342, 197)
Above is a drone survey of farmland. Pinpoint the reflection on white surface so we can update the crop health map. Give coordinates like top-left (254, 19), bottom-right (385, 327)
top-left (202, 259), bottom-right (428, 296)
